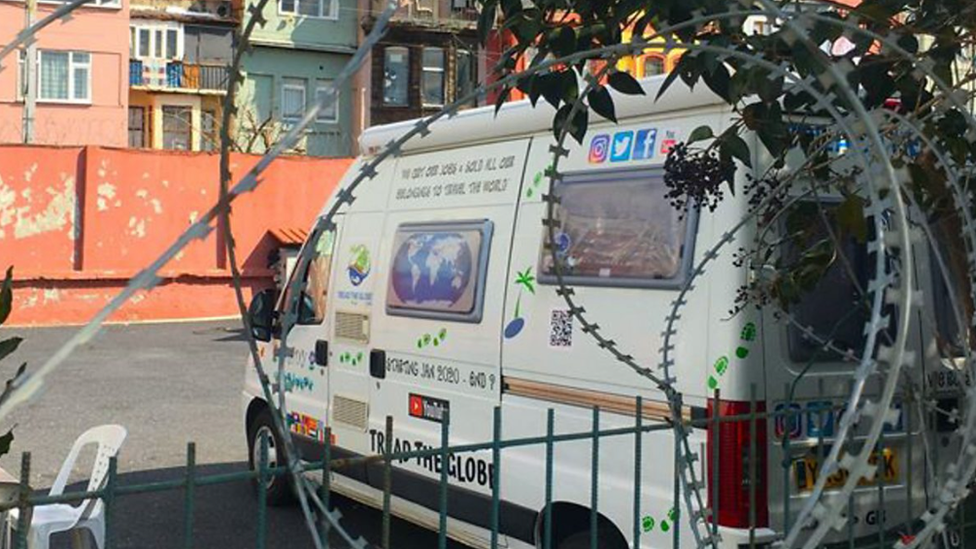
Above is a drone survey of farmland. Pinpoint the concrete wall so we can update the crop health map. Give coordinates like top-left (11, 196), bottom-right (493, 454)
top-left (0, 144), bottom-right (351, 325)
top-left (0, 1), bottom-right (130, 147)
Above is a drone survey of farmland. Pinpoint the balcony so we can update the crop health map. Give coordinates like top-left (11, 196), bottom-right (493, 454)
top-left (130, 59), bottom-right (231, 94)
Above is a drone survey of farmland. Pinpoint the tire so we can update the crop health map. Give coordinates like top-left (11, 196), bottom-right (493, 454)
top-left (557, 530), bottom-right (625, 549)
top-left (247, 407), bottom-right (296, 506)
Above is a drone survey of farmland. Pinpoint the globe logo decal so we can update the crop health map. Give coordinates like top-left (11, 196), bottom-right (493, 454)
top-left (348, 244), bottom-right (371, 287)
top-left (391, 232), bottom-right (474, 309)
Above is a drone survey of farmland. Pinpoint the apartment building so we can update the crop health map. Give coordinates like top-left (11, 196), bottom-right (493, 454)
top-left (0, 0), bottom-right (130, 146)
top-left (128, 0), bottom-right (236, 151)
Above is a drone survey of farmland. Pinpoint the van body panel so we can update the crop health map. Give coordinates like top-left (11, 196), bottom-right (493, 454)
top-left (362, 138), bottom-right (530, 497)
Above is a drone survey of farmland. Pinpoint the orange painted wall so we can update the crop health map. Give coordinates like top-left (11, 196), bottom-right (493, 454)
top-left (0, 145), bottom-right (352, 325)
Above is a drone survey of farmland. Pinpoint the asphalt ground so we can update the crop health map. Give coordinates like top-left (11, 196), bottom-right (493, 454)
top-left (0, 320), bottom-right (463, 549)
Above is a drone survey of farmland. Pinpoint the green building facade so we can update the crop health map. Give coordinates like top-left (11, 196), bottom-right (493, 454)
top-left (237, 0), bottom-right (357, 157)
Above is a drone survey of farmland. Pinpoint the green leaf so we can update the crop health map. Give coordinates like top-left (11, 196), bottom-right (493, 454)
top-left (0, 267), bottom-right (12, 326)
top-left (552, 104), bottom-right (588, 145)
top-left (493, 86), bottom-right (511, 116)
top-left (836, 194), bottom-right (867, 243)
top-left (587, 86), bottom-right (616, 123)
top-left (560, 69), bottom-right (579, 104)
top-left (0, 337), bottom-right (21, 363)
top-left (688, 125), bottom-right (714, 144)
top-left (655, 56), bottom-right (687, 101)
top-left (607, 71), bottom-right (645, 96)
top-left (721, 134), bottom-right (752, 168)
top-left (0, 429), bottom-right (14, 460)
top-left (477, 1), bottom-right (498, 45)
top-left (549, 26), bottom-right (577, 58)
top-left (0, 363), bottom-right (27, 408)
top-left (539, 71), bottom-right (564, 110)
top-left (702, 63), bottom-right (731, 102)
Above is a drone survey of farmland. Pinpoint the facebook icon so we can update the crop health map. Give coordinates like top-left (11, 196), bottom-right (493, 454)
top-left (633, 128), bottom-right (658, 160)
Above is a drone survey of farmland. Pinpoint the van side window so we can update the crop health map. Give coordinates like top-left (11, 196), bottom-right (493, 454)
top-left (781, 202), bottom-right (871, 363)
top-left (385, 220), bottom-right (493, 323)
top-left (286, 229), bottom-right (336, 326)
top-left (538, 167), bottom-right (694, 288)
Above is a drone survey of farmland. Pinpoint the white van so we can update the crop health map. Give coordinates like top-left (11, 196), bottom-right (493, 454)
top-left (241, 76), bottom-right (954, 549)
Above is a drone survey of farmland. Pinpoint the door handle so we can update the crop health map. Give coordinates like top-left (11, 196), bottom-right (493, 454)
top-left (315, 340), bottom-right (329, 367)
top-left (369, 349), bottom-right (386, 379)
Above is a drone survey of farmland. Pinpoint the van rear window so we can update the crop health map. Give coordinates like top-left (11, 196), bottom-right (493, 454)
top-left (386, 220), bottom-right (493, 323)
top-left (538, 167), bottom-right (694, 288)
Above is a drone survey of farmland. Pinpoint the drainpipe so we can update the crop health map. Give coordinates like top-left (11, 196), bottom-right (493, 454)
top-left (22, 0), bottom-right (37, 144)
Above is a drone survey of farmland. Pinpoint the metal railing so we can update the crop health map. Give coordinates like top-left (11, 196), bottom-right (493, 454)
top-left (0, 387), bottom-right (958, 549)
top-left (129, 59), bottom-right (231, 93)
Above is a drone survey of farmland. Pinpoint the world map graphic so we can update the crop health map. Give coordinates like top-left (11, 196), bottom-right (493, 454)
top-left (391, 232), bottom-right (473, 307)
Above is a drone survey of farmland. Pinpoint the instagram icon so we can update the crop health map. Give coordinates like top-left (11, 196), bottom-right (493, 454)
top-left (588, 134), bottom-right (610, 163)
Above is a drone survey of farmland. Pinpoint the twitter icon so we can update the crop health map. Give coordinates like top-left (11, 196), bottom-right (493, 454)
top-left (609, 131), bottom-right (634, 162)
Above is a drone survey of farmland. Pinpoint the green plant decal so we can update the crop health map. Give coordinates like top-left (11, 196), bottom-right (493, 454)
top-left (741, 322), bottom-right (757, 341)
top-left (417, 328), bottom-right (448, 348)
top-left (660, 507), bottom-right (676, 531)
top-left (641, 516), bottom-right (655, 532)
top-left (708, 320), bottom-right (757, 389)
top-left (525, 164), bottom-right (553, 199)
top-left (506, 267), bottom-right (536, 339)
top-left (714, 356), bottom-right (729, 376)
top-left (339, 352), bottom-right (363, 366)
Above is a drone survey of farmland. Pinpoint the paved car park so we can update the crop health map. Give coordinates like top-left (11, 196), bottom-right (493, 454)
top-left (0, 320), bottom-right (462, 548)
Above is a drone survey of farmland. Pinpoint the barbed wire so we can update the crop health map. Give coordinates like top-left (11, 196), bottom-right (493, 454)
top-left (5, 1), bottom-right (976, 548)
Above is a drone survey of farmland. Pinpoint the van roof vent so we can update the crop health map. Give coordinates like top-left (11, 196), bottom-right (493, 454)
top-left (335, 311), bottom-right (369, 343)
top-left (332, 395), bottom-right (368, 431)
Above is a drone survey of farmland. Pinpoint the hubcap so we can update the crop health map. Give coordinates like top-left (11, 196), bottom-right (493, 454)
top-left (253, 425), bottom-right (278, 487)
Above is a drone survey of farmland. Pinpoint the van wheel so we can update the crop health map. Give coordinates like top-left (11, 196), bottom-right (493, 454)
top-left (557, 530), bottom-right (625, 549)
top-left (247, 408), bottom-right (295, 506)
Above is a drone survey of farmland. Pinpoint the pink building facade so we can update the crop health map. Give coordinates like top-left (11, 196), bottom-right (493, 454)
top-left (0, 0), bottom-right (130, 147)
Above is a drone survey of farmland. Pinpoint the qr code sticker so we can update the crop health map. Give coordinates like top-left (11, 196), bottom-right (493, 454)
top-left (549, 309), bottom-right (573, 348)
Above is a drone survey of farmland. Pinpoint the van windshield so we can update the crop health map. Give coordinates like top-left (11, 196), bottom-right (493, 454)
top-left (282, 228), bottom-right (335, 326)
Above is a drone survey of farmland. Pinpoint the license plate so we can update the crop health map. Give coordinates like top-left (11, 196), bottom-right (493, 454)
top-left (794, 449), bottom-right (898, 492)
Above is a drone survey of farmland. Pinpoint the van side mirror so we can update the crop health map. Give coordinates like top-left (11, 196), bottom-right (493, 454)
top-left (248, 289), bottom-right (278, 342)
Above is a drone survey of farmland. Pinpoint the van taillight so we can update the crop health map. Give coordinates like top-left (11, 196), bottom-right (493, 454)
top-left (706, 400), bottom-right (769, 528)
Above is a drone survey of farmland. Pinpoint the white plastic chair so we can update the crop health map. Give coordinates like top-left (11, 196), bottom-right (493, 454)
top-left (10, 425), bottom-right (126, 549)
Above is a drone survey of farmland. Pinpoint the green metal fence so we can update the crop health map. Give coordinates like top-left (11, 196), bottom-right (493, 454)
top-left (0, 388), bottom-right (960, 549)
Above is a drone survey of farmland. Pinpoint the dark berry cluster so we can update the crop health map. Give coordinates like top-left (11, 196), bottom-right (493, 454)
top-left (744, 173), bottom-right (789, 227)
top-left (663, 143), bottom-right (734, 218)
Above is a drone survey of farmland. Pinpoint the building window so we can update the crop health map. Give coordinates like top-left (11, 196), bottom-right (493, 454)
top-left (166, 29), bottom-right (179, 59)
top-left (137, 28), bottom-right (151, 58)
top-left (456, 49), bottom-right (477, 106)
top-left (421, 47), bottom-right (445, 106)
top-left (315, 79), bottom-right (338, 122)
top-left (39, 51), bottom-right (90, 102)
top-left (201, 109), bottom-right (217, 152)
top-left (128, 107), bottom-right (146, 148)
top-left (278, 0), bottom-right (337, 19)
top-left (281, 78), bottom-right (306, 121)
top-left (162, 105), bottom-right (192, 150)
top-left (383, 47), bottom-right (409, 106)
top-left (130, 24), bottom-right (182, 60)
top-left (643, 56), bottom-right (665, 77)
top-left (16, 50), bottom-right (25, 100)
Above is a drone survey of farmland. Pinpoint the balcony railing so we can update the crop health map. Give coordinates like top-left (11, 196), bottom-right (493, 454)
top-left (130, 59), bottom-right (231, 93)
